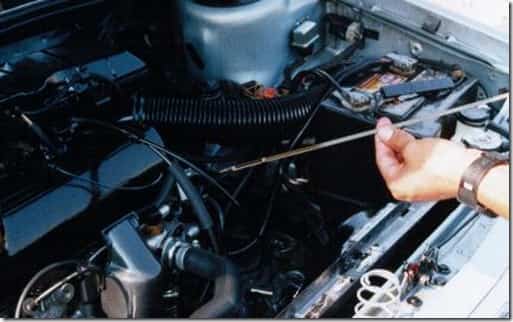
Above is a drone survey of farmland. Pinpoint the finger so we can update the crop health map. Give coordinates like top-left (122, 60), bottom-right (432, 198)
top-left (376, 117), bottom-right (415, 153)
top-left (375, 129), bottom-right (403, 181)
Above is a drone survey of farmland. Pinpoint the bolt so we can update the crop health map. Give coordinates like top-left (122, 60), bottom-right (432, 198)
top-left (432, 276), bottom-right (447, 286)
top-left (158, 204), bottom-right (171, 217)
top-left (437, 264), bottom-right (451, 275)
top-left (22, 298), bottom-right (37, 315)
top-left (410, 41), bottom-right (423, 56)
top-left (55, 283), bottom-right (75, 304)
top-left (185, 225), bottom-right (200, 241)
top-left (407, 296), bottom-right (423, 307)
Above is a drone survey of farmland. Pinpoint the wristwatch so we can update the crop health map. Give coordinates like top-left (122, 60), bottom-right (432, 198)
top-left (457, 151), bottom-right (509, 216)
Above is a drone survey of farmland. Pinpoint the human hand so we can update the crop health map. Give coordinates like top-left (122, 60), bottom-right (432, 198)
top-left (374, 117), bottom-right (481, 202)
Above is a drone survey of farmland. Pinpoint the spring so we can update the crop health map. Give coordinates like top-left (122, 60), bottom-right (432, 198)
top-left (354, 269), bottom-right (401, 318)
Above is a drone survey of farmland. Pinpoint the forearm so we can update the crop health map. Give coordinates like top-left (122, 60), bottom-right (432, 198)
top-left (477, 164), bottom-right (509, 218)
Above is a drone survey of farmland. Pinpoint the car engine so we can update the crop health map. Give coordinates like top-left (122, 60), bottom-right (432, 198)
top-left (0, 0), bottom-right (509, 318)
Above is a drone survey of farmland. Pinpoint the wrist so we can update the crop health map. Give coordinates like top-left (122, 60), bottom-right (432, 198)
top-left (456, 151), bottom-right (509, 217)
top-left (477, 164), bottom-right (509, 214)
top-left (448, 148), bottom-right (482, 197)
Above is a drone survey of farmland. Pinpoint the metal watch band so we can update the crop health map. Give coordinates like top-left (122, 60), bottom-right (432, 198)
top-left (457, 151), bottom-right (509, 216)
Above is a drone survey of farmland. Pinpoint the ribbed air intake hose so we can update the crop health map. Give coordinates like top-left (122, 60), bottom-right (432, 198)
top-left (131, 85), bottom-right (326, 139)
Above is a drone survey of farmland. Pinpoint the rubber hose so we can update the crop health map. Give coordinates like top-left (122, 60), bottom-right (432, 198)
top-left (153, 170), bottom-right (176, 209)
top-left (136, 171), bottom-right (176, 221)
top-left (131, 86), bottom-right (326, 139)
top-left (165, 160), bottom-right (220, 253)
top-left (181, 247), bottom-right (241, 318)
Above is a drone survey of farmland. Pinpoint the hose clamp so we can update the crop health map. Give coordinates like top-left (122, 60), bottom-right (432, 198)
top-left (175, 245), bottom-right (192, 271)
top-left (162, 239), bottom-right (184, 268)
top-left (162, 238), bottom-right (191, 270)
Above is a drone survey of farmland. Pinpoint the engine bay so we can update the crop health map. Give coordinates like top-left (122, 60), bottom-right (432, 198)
top-left (0, 0), bottom-right (509, 318)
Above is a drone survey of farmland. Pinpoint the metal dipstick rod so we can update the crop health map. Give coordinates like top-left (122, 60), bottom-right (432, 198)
top-left (220, 93), bottom-right (509, 174)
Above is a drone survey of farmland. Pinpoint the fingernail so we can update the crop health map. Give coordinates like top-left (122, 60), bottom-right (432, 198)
top-left (377, 126), bottom-right (394, 142)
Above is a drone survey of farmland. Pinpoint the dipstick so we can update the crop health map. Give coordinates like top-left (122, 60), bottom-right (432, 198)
top-left (220, 93), bottom-right (509, 174)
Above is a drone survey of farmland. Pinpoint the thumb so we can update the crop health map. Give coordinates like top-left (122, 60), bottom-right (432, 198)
top-left (376, 118), bottom-right (415, 153)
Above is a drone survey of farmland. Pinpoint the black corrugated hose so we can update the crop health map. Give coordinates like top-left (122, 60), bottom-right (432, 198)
top-left (131, 85), bottom-right (326, 139)
top-left (130, 59), bottom-right (385, 140)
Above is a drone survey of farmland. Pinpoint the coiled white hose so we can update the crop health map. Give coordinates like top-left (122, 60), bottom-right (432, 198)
top-left (354, 269), bottom-right (401, 318)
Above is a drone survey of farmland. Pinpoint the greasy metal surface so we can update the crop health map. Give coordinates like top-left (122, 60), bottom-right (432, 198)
top-left (178, 0), bottom-right (323, 86)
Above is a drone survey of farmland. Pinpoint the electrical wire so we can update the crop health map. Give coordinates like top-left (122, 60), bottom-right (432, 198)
top-left (70, 117), bottom-right (239, 207)
top-left (0, 79), bottom-right (51, 105)
top-left (207, 196), bottom-right (225, 232)
top-left (227, 179), bottom-right (279, 256)
top-left (288, 63), bottom-right (361, 151)
top-left (314, 69), bottom-right (348, 98)
top-left (50, 165), bottom-right (165, 192)
top-left (315, 69), bottom-right (376, 112)
top-left (224, 168), bottom-right (255, 218)
top-left (313, 189), bottom-right (370, 209)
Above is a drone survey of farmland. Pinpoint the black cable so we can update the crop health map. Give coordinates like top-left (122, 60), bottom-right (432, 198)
top-left (207, 196), bottom-right (225, 232)
top-left (314, 69), bottom-right (348, 98)
top-left (140, 138), bottom-right (239, 207)
top-left (146, 144), bottom-right (220, 254)
top-left (0, 79), bottom-right (50, 105)
top-left (224, 168), bottom-right (255, 218)
top-left (70, 117), bottom-right (239, 207)
top-left (226, 66), bottom-right (349, 257)
top-left (227, 178), bottom-right (279, 256)
top-left (49, 165), bottom-right (164, 192)
top-left (435, 213), bottom-right (480, 249)
top-left (288, 63), bottom-right (359, 151)
top-left (227, 235), bottom-right (259, 257)
top-left (315, 189), bottom-right (371, 208)
top-left (198, 281), bottom-right (213, 308)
